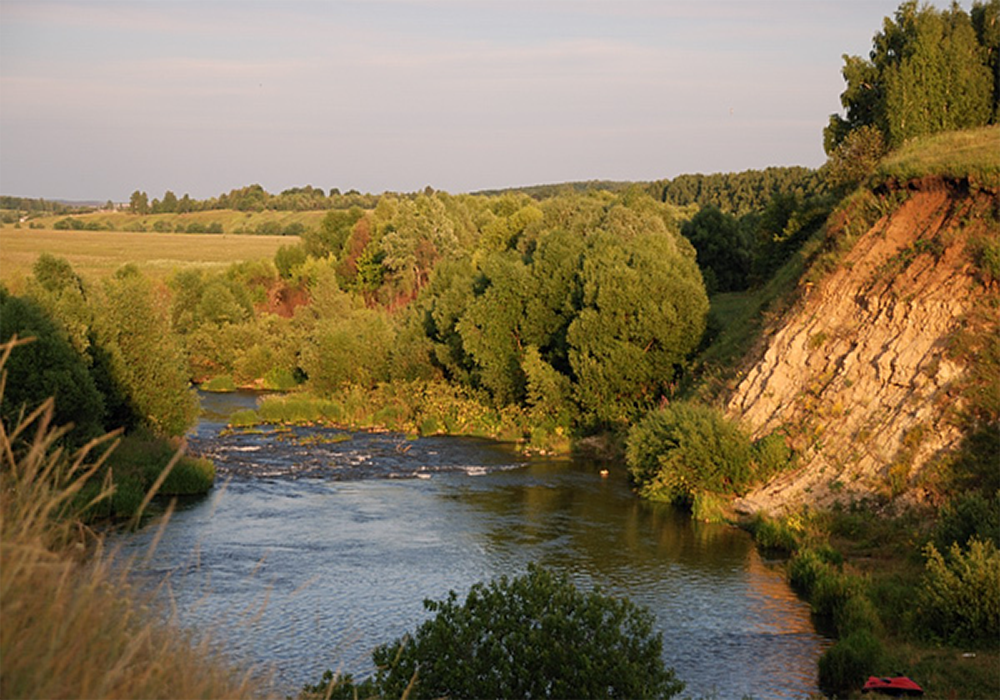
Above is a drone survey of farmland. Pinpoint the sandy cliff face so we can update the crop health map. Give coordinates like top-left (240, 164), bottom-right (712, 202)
top-left (727, 179), bottom-right (998, 514)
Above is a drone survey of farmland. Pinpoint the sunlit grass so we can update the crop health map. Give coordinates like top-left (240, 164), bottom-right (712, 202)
top-left (0, 338), bottom-right (268, 700)
top-left (0, 228), bottom-right (297, 287)
top-left (876, 125), bottom-right (1000, 186)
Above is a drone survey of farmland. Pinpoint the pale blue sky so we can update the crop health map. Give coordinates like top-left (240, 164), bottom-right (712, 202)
top-left (1, 0), bottom-right (908, 201)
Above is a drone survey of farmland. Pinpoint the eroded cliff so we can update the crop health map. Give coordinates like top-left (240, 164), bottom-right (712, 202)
top-left (727, 178), bottom-right (998, 514)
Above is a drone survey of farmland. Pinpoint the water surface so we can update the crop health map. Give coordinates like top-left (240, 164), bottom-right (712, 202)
top-left (119, 391), bottom-right (828, 698)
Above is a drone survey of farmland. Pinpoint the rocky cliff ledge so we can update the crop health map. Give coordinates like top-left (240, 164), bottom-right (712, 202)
top-left (727, 178), bottom-right (998, 514)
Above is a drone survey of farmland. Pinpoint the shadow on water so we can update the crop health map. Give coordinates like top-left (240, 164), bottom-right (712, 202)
top-left (121, 391), bottom-right (828, 698)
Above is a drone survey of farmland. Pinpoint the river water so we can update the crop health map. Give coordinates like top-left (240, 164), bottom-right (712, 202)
top-left (117, 391), bottom-right (828, 699)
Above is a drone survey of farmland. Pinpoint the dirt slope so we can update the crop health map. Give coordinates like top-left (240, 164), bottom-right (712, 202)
top-left (727, 178), bottom-right (998, 514)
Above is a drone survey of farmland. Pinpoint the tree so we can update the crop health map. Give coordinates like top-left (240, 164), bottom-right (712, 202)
top-left (458, 251), bottom-right (532, 405)
top-left (824, 124), bottom-right (888, 192)
top-left (567, 218), bottom-right (707, 427)
top-left (971, 0), bottom-right (1000, 120)
top-left (307, 565), bottom-right (684, 700)
top-left (96, 266), bottom-right (198, 436)
top-left (128, 190), bottom-right (149, 215)
top-left (825, 0), bottom-right (996, 152)
top-left (0, 290), bottom-right (106, 445)
top-left (160, 190), bottom-right (178, 213)
top-left (680, 205), bottom-right (752, 293)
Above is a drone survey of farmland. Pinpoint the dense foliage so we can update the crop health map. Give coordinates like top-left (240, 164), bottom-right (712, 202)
top-left (166, 190), bottom-right (708, 437)
top-left (655, 166), bottom-right (827, 217)
top-left (920, 538), bottom-right (1000, 644)
top-left (824, 0), bottom-right (999, 154)
top-left (0, 291), bottom-right (106, 445)
top-left (304, 565), bottom-right (684, 700)
top-left (1, 256), bottom-right (205, 517)
top-left (625, 402), bottom-right (794, 506)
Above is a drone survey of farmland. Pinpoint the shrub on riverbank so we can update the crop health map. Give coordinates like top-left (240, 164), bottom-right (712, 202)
top-left (920, 537), bottom-right (1000, 644)
top-left (625, 402), bottom-right (792, 507)
top-left (74, 430), bottom-right (215, 519)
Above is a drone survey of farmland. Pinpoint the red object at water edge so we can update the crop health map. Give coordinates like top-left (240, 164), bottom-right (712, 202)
top-left (862, 676), bottom-right (924, 696)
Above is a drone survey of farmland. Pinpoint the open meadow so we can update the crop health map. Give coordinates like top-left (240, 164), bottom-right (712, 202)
top-left (0, 228), bottom-right (297, 289)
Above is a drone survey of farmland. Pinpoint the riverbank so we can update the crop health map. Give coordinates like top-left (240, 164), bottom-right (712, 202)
top-left (744, 504), bottom-right (999, 698)
top-left (210, 381), bottom-right (574, 456)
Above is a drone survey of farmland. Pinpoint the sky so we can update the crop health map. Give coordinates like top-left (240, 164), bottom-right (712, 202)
top-left (0, 0), bottom-right (909, 201)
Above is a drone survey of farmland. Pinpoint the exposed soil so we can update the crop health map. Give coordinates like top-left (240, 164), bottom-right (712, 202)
top-left (727, 180), bottom-right (999, 515)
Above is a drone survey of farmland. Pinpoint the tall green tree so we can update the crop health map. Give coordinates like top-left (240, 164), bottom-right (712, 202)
top-left (567, 225), bottom-right (707, 426)
top-left (825, 0), bottom-right (996, 152)
top-left (128, 190), bottom-right (149, 215)
top-left (0, 290), bottom-right (106, 445)
top-left (96, 266), bottom-right (198, 436)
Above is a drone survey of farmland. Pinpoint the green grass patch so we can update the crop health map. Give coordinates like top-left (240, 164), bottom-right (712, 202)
top-left (875, 125), bottom-right (1000, 187)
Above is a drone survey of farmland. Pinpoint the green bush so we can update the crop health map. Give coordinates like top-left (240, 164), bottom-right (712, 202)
top-left (751, 432), bottom-right (794, 482)
top-left (788, 547), bottom-right (835, 597)
top-left (626, 402), bottom-right (753, 505)
top-left (920, 538), bottom-right (1000, 644)
top-left (834, 593), bottom-right (883, 637)
top-left (109, 473), bottom-right (145, 518)
top-left (160, 456), bottom-right (215, 495)
top-left (691, 491), bottom-right (728, 523)
top-left (307, 564), bottom-right (684, 700)
top-left (749, 514), bottom-right (800, 553)
top-left (201, 375), bottom-right (237, 393)
top-left (262, 367), bottom-right (298, 391)
top-left (818, 630), bottom-right (887, 698)
top-left (932, 491), bottom-right (1000, 552)
top-left (228, 409), bottom-right (260, 427)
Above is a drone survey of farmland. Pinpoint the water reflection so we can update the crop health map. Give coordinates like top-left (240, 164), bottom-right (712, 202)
top-left (117, 393), bottom-right (827, 698)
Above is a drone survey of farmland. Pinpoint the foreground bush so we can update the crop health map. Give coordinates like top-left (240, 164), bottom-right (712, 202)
top-left (304, 564), bottom-right (684, 700)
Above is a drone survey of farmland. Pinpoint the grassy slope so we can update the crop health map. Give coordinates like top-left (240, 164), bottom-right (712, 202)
top-left (875, 124), bottom-right (1000, 185)
top-left (0, 228), bottom-right (297, 289)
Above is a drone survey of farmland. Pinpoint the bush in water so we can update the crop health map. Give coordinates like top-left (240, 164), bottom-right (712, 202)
top-left (626, 401), bottom-right (753, 505)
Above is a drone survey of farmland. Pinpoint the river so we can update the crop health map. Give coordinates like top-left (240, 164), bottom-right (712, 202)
top-left (116, 391), bottom-right (828, 699)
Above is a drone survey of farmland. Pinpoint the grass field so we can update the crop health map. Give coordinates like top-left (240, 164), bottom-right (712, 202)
top-left (0, 228), bottom-right (297, 289)
top-left (10, 208), bottom-right (329, 235)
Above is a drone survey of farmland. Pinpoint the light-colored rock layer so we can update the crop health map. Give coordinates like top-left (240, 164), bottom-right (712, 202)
top-left (728, 182), bottom-right (997, 514)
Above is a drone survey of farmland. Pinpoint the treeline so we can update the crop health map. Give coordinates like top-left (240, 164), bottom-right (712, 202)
top-left (654, 166), bottom-right (828, 217)
top-left (127, 183), bottom-right (380, 215)
top-left (123, 167), bottom-right (827, 219)
top-left (0, 195), bottom-right (92, 213)
top-left (824, 0), bottom-right (998, 166)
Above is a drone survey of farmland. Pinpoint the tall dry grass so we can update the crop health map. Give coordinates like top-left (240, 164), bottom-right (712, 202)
top-left (0, 337), bottom-right (271, 700)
